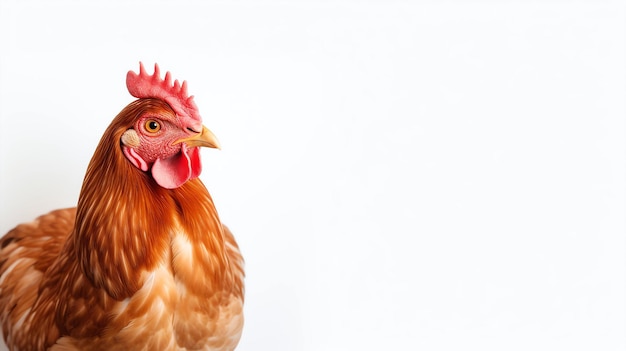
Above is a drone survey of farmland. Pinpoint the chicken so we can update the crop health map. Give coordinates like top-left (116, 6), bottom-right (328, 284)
top-left (0, 63), bottom-right (244, 350)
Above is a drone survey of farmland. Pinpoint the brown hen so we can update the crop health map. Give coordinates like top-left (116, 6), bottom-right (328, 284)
top-left (0, 63), bottom-right (244, 350)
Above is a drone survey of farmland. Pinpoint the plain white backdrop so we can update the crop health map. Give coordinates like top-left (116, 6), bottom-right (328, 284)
top-left (0, 1), bottom-right (624, 350)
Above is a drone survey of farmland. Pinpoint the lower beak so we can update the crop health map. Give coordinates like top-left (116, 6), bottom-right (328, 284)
top-left (175, 126), bottom-right (221, 149)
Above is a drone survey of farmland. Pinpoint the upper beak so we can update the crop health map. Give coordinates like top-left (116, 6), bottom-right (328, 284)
top-left (174, 125), bottom-right (221, 149)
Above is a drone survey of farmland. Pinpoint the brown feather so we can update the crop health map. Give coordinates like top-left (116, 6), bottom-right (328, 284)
top-left (0, 99), bottom-right (244, 350)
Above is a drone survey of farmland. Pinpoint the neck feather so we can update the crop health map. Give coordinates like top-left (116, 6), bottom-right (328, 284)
top-left (71, 110), bottom-right (228, 299)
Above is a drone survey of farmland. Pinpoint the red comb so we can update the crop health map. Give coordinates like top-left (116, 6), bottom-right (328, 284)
top-left (126, 62), bottom-right (202, 124)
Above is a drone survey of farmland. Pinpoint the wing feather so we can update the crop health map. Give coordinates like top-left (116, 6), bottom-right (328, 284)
top-left (0, 208), bottom-right (76, 350)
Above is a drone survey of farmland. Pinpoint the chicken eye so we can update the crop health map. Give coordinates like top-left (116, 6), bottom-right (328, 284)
top-left (144, 120), bottom-right (161, 133)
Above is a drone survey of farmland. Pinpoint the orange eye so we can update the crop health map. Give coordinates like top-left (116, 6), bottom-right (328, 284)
top-left (144, 120), bottom-right (161, 133)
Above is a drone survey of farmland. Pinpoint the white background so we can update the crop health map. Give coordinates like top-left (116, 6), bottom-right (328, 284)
top-left (0, 1), bottom-right (624, 350)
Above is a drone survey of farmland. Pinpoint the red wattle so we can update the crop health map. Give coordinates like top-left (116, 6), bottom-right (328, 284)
top-left (151, 151), bottom-right (191, 189)
top-left (187, 147), bottom-right (202, 180)
top-left (150, 145), bottom-right (202, 189)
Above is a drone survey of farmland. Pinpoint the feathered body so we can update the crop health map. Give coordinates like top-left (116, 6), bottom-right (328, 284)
top-left (0, 66), bottom-right (244, 350)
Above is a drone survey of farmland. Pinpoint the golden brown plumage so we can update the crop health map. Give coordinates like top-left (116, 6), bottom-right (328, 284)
top-left (0, 72), bottom-right (244, 350)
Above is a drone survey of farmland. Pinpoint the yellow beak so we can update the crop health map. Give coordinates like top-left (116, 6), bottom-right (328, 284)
top-left (174, 126), bottom-right (221, 149)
